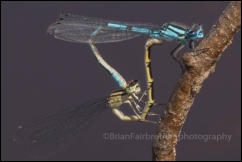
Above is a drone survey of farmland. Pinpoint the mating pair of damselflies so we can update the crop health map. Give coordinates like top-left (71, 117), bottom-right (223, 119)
top-left (13, 13), bottom-right (205, 158)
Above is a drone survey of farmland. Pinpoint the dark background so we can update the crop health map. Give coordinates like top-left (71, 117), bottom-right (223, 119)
top-left (1, 1), bottom-right (241, 161)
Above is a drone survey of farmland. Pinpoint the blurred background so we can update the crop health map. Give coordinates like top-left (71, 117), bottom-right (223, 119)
top-left (1, 1), bottom-right (241, 161)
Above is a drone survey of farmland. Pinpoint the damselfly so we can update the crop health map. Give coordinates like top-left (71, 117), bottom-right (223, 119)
top-left (47, 13), bottom-right (205, 71)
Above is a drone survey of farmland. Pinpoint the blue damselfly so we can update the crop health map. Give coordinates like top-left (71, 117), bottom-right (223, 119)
top-left (47, 14), bottom-right (205, 72)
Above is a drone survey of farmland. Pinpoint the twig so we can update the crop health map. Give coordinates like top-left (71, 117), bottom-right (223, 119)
top-left (152, 1), bottom-right (241, 161)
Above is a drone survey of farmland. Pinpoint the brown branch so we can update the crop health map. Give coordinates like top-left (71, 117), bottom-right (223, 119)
top-left (152, 1), bottom-right (241, 161)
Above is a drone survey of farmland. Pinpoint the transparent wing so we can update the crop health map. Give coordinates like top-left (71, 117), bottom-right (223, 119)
top-left (47, 13), bottom-right (160, 43)
top-left (13, 97), bottom-right (107, 159)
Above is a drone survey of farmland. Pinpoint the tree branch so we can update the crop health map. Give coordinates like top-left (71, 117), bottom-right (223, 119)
top-left (152, 1), bottom-right (241, 161)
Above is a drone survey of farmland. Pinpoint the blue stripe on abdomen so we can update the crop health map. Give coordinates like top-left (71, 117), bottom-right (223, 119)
top-left (131, 27), bottom-right (150, 34)
top-left (107, 23), bottom-right (127, 30)
top-left (111, 73), bottom-right (125, 88)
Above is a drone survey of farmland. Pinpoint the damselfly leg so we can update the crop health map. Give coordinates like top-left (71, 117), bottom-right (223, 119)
top-left (171, 42), bottom-right (210, 72)
top-left (171, 43), bottom-right (186, 72)
top-left (107, 80), bottom-right (146, 122)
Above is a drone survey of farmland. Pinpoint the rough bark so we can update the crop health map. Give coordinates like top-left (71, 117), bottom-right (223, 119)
top-left (152, 1), bottom-right (241, 161)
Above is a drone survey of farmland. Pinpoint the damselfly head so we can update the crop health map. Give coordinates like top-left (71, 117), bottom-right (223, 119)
top-left (126, 80), bottom-right (141, 94)
top-left (188, 24), bottom-right (204, 40)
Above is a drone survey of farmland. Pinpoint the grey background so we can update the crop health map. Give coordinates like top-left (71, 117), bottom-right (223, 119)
top-left (1, 1), bottom-right (241, 161)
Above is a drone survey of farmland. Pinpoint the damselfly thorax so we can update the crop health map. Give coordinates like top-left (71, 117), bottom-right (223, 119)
top-left (108, 80), bottom-right (140, 108)
top-left (107, 80), bottom-right (148, 122)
